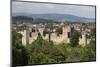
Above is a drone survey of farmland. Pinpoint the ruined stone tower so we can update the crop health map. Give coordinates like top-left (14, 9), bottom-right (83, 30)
top-left (21, 29), bottom-right (29, 46)
top-left (79, 32), bottom-right (87, 47)
top-left (62, 26), bottom-right (71, 43)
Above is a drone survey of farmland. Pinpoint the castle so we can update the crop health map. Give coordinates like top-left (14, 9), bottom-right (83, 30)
top-left (18, 23), bottom-right (90, 47)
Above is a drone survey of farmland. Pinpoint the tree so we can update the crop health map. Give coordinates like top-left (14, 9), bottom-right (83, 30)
top-left (48, 32), bottom-right (51, 42)
top-left (70, 30), bottom-right (80, 47)
top-left (80, 44), bottom-right (96, 61)
top-left (37, 32), bottom-right (43, 41)
top-left (43, 29), bottom-right (49, 37)
top-left (43, 29), bottom-right (46, 37)
top-left (56, 27), bottom-right (63, 36)
top-left (90, 27), bottom-right (96, 44)
top-left (12, 29), bottom-right (29, 66)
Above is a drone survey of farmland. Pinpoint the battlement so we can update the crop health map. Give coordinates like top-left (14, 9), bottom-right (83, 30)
top-left (18, 24), bottom-right (90, 46)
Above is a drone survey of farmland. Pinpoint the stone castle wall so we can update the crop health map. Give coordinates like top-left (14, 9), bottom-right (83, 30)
top-left (19, 26), bottom-right (90, 46)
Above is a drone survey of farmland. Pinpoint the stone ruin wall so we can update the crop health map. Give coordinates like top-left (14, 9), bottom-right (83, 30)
top-left (19, 26), bottom-right (90, 46)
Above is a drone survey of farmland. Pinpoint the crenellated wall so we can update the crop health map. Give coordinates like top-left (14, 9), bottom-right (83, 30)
top-left (18, 25), bottom-right (90, 46)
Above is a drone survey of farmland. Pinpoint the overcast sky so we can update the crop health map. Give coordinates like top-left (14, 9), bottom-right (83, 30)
top-left (12, 1), bottom-right (95, 18)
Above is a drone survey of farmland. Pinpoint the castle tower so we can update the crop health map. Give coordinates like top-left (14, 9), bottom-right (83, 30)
top-left (81, 33), bottom-right (87, 46)
top-left (62, 26), bottom-right (71, 43)
top-left (67, 26), bottom-right (71, 38)
top-left (79, 32), bottom-right (87, 47)
top-left (38, 28), bottom-right (44, 36)
top-left (22, 29), bottom-right (29, 46)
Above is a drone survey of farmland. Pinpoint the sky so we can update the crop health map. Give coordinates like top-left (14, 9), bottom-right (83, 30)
top-left (12, 1), bottom-right (96, 18)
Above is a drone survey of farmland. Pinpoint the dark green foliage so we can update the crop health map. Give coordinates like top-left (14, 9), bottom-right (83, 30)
top-left (90, 27), bottom-right (96, 38)
top-left (43, 29), bottom-right (49, 37)
top-left (43, 29), bottom-right (46, 37)
top-left (90, 27), bottom-right (96, 43)
top-left (43, 29), bottom-right (51, 41)
top-left (26, 33), bottom-right (67, 64)
top-left (79, 44), bottom-right (96, 61)
top-left (70, 30), bottom-right (80, 47)
top-left (12, 46), bottom-right (29, 66)
top-left (48, 32), bottom-right (51, 42)
top-left (56, 27), bottom-right (63, 36)
top-left (12, 30), bottom-right (29, 66)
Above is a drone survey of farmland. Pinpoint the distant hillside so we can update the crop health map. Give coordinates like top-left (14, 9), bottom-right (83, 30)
top-left (12, 16), bottom-right (58, 24)
top-left (12, 13), bottom-right (95, 23)
top-left (12, 16), bottom-right (33, 24)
